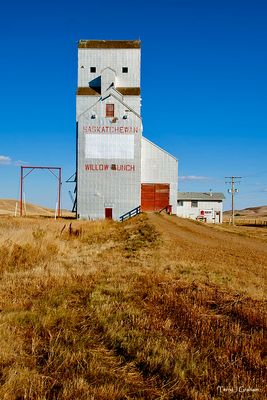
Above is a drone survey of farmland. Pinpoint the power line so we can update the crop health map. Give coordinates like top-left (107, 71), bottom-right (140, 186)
top-left (225, 176), bottom-right (242, 226)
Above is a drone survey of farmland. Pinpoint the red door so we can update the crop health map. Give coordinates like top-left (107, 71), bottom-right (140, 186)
top-left (141, 184), bottom-right (170, 211)
top-left (141, 184), bottom-right (155, 211)
top-left (105, 208), bottom-right (113, 219)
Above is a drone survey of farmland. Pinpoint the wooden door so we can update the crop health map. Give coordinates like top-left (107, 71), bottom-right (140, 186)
top-left (141, 184), bottom-right (170, 211)
top-left (105, 208), bottom-right (113, 219)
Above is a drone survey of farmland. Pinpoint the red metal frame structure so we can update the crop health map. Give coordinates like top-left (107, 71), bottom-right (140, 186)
top-left (20, 166), bottom-right (62, 217)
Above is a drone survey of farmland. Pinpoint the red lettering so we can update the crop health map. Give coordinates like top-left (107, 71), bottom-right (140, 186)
top-left (85, 164), bottom-right (109, 171)
top-left (82, 126), bottom-right (139, 134)
top-left (125, 165), bottom-right (135, 171)
top-left (109, 164), bottom-right (135, 172)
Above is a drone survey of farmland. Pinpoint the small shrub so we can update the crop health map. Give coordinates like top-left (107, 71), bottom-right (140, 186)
top-left (32, 227), bottom-right (46, 241)
top-left (124, 217), bottom-right (160, 252)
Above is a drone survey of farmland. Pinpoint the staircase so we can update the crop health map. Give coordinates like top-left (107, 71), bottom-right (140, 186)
top-left (119, 206), bottom-right (141, 222)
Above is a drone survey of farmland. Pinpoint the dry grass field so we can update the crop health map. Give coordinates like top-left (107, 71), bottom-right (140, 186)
top-left (0, 213), bottom-right (266, 399)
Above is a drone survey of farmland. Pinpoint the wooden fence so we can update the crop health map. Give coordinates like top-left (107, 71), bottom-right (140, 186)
top-left (230, 219), bottom-right (267, 227)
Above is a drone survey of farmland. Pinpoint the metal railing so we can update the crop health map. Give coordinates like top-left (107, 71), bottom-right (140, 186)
top-left (119, 206), bottom-right (141, 222)
top-left (158, 205), bottom-right (172, 214)
top-left (158, 205), bottom-right (169, 213)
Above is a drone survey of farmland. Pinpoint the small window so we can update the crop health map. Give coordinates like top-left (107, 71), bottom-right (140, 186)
top-left (106, 104), bottom-right (114, 117)
top-left (191, 200), bottom-right (198, 208)
top-left (178, 200), bottom-right (184, 206)
top-left (90, 67), bottom-right (96, 73)
top-left (122, 67), bottom-right (128, 73)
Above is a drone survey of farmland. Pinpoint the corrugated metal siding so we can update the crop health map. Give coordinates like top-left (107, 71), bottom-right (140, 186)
top-left (77, 99), bottom-right (142, 220)
top-left (141, 137), bottom-right (178, 214)
top-left (76, 45), bottom-right (142, 220)
top-left (78, 48), bottom-right (140, 93)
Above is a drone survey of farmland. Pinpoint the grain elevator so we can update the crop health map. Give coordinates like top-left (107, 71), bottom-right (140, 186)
top-left (76, 40), bottom-right (178, 220)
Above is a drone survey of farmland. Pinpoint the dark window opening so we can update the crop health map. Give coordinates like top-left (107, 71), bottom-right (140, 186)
top-left (90, 67), bottom-right (96, 73)
top-left (191, 200), bottom-right (198, 208)
top-left (122, 67), bottom-right (128, 73)
top-left (106, 104), bottom-right (114, 117)
top-left (178, 200), bottom-right (184, 206)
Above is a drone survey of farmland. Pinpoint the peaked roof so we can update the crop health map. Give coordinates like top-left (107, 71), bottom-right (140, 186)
top-left (78, 89), bottom-right (141, 120)
top-left (177, 192), bottom-right (225, 201)
top-left (142, 137), bottom-right (178, 162)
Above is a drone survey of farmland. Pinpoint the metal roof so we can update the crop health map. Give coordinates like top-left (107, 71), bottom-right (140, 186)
top-left (76, 87), bottom-right (101, 96)
top-left (76, 87), bottom-right (140, 96)
top-left (116, 87), bottom-right (140, 95)
top-left (78, 40), bottom-right (141, 49)
top-left (177, 192), bottom-right (225, 201)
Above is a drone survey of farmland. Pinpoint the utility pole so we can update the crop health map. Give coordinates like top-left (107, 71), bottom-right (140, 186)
top-left (225, 176), bottom-right (242, 226)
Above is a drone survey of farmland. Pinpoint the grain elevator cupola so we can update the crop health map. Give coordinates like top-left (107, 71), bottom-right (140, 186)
top-left (76, 40), bottom-right (178, 220)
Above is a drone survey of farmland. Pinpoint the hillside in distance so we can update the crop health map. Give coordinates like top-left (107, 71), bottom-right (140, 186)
top-left (0, 199), bottom-right (72, 217)
top-left (224, 205), bottom-right (267, 218)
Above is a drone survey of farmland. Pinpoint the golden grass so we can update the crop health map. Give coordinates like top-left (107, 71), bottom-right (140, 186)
top-left (0, 214), bottom-right (266, 399)
top-left (0, 199), bottom-right (74, 217)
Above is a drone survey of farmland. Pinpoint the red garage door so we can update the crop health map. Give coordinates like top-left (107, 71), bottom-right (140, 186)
top-left (141, 184), bottom-right (170, 211)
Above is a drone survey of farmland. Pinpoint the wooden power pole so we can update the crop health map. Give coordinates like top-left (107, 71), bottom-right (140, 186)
top-left (225, 176), bottom-right (242, 226)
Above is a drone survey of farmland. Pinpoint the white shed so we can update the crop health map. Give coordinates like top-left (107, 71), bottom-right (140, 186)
top-left (177, 192), bottom-right (225, 223)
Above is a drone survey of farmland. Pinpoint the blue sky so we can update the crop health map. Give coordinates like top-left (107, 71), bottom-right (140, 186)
top-left (0, 0), bottom-right (266, 211)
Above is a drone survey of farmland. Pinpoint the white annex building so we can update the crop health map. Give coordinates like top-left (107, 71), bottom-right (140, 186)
top-left (76, 40), bottom-right (178, 220)
top-left (177, 192), bottom-right (225, 223)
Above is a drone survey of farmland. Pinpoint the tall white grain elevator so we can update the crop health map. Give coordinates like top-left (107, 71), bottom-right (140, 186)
top-left (76, 40), bottom-right (178, 220)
